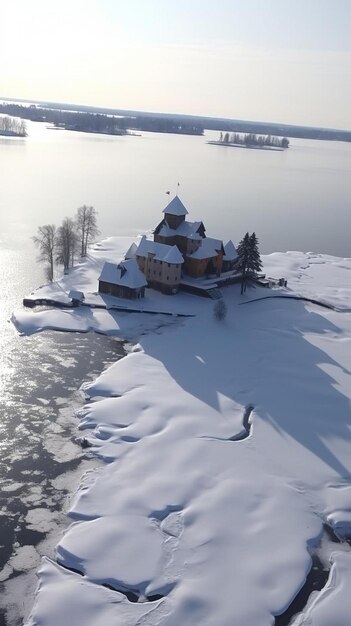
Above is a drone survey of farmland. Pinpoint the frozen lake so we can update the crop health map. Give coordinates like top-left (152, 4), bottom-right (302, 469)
top-left (1, 121), bottom-right (351, 257)
top-left (0, 121), bottom-right (350, 624)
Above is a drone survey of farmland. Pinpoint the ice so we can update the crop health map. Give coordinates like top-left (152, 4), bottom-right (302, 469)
top-left (57, 515), bottom-right (165, 593)
top-left (291, 553), bottom-right (351, 626)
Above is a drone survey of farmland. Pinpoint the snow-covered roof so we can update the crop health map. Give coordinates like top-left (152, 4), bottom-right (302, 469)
top-left (159, 219), bottom-right (203, 240)
top-left (124, 241), bottom-right (138, 260)
top-left (189, 237), bottom-right (223, 260)
top-left (136, 237), bottom-right (184, 264)
top-left (224, 240), bottom-right (238, 261)
top-left (163, 246), bottom-right (184, 264)
top-left (162, 195), bottom-right (189, 217)
top-left (68, 290), bottom-right (85, 301)
top-left (99, 259), bottom-right (147, 289)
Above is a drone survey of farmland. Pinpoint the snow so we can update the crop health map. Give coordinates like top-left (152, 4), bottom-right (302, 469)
top-left (162, 245), bottom-right (184, 264)
top-left (159, 219), bottom-right (203, 239)
top-left (124, 241), bottom-right (138, 259)
top-left (162, 194), bottom-right (189, 216)
top-left (136, 236), bottom-right (184, 264)
top-left (189, 236), bottom-right (223, 259)
top-left (12, 309), bottom-right (91, 335)
top-left (261, 250), bottom-right (351, 309)
top-left (68, 290), bottom-right (84, 302)
top-left (12, 307), bottom-right (182, 340)
top-left (224, 239), bottom-right (238, 260)
top-left (292, 553), bottom-right (351, 626)
top-left (13, 238), bottom-right (351, 626)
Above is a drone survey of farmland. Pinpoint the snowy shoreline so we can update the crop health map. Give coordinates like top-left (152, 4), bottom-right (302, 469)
top-left (11, 237), bottom-right (351, 626)
top-left (207, 140), bottom-right (286, 151)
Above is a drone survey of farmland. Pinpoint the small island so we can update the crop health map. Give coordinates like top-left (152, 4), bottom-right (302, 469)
top-left (208, 131), bottom-right (289, 150)
top-left (0, 115), bottom-right (27, 137)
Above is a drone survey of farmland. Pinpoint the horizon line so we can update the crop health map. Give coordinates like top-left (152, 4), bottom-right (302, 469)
top-left (1, 95), bottom-right (350, 134)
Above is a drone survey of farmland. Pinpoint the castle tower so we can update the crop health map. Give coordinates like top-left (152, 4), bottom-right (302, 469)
top-left (162, 195), bottom-right (188, 230)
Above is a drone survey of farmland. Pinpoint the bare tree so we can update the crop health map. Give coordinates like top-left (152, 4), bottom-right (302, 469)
top-left (76, 205), bottom-right (99, 256)
top-left (32, 224), bottom-right (57, 282)
top-left (0, 115), bottom-right (27, 137)
top-left (56, 218), bottom-right (78, 273)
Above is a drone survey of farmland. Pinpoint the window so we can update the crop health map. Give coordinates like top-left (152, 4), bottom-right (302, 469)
top-left (168, 263), bottom-right (171, 268)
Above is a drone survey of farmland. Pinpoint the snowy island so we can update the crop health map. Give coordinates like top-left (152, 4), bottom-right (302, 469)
top-left (208, 131), bottom-right (290, 151)
top-left (11, 200), bottom-right (351, 626)
top-left (0, 115), bottom-right (27, 137)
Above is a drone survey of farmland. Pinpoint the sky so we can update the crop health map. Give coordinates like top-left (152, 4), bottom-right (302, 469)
top-left (1, 0), bottom-right (351, 129)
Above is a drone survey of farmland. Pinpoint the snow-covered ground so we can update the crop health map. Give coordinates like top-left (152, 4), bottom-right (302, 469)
top-left (12, 238), bottom-right (351, 626)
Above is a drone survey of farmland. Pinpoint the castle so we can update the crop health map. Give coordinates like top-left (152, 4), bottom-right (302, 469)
top-left (132, 195), bottom-right (237, 294)
top-left (99, 196), bottom-right (237, 298)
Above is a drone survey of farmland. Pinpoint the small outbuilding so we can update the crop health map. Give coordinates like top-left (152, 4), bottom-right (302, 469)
top-left (68, 290), bottom-right (85, 307)
top-left (98, 259), bottom-right (147, 299)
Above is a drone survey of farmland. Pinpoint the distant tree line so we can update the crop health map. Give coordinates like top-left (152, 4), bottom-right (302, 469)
top-left (53, 112), bottom-right (127, 134)
top-left (0, 115), bottom-right (27, 137)
top-left (0, 104), bottom-right (204, 136)
top-left (127, 116), bottom-right (204, 135)
top-left (219, 132), bottom-right (289, 148)
top-left (33, 206), bottom-right (99, 281)
top-left (0, 104), bottom-right (126, 135)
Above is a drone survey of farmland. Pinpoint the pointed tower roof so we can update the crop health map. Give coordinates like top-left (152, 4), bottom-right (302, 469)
top-left (224, 240), bottom-right (238, 261)
top-left (124, 241), bottom-right (138, 260)
top-left (162, 195), bottom-right (188, 217)
top-left (163, 245), bottom-right (184, 264)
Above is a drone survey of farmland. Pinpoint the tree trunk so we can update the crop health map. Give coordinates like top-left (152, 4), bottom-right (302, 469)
top-left (241, 270), bottom-right (246, 294)
top-left (49, 254), bottom-right (54, 282)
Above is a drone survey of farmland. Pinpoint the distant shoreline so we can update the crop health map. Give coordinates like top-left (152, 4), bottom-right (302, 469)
top-left (48, 125), bottom-right (128, 137)
top-left (0, 130), bottom-right (26, 138)
top-left (2, 96), bottom-right (350, 142)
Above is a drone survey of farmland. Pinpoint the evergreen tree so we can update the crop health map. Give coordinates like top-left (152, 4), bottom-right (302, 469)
top-left (236, 232), bottom-right (251, 294)
top-left (248, 232), bottom-right (262, 277)
top-left (236, 232), bottom-right (262, 294)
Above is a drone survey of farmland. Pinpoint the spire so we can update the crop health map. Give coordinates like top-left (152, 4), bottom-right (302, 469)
top-left (162, 195), bottom-right (188, 217)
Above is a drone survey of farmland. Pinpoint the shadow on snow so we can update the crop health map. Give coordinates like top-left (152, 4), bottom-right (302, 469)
top-left (142, 297), bottom-right (351, 480)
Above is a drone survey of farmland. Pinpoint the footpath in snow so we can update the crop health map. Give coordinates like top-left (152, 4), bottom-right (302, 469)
top-left (11, 238), bottom-right (351, 626)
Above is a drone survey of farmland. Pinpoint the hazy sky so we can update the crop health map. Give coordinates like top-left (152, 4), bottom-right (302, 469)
top-left (2, 0), bottom-right (351, 128)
